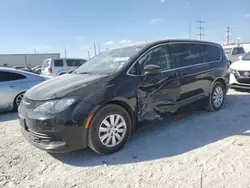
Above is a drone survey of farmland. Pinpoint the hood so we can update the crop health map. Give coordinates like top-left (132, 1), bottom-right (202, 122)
top-left (25, 73), bottom-right (108, 100)
top-left (230, 60), bottom-right (250, 71)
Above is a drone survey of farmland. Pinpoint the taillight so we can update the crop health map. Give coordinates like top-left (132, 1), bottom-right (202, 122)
top-left (48, 67), bottom-right (52, 73)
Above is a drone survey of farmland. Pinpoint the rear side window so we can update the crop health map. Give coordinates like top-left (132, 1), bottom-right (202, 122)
top-left (231, 47), bottom-right (244, 55)
top-left (200, 44), bottom-right (221, 62)
top-left (237, 47), bottom-right (245, 54)
top-left (169, 43), bottom-right (202, 68)
top-left (42, 60), bottom-right (50, 68)
top-left (0, 71), bottom-right (26, 82)
top-left (66, 59), bottom-right (83, 67)
top-left (54, 60), bottom-right (64, 67)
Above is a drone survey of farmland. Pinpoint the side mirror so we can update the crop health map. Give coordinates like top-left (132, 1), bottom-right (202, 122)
top-left (238, 56), bottom-right (243, 60)
top-left (143, 64), bottom-right (161, 76)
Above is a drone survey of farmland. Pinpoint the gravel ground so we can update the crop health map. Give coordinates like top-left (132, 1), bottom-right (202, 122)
top-left (1, 89), bottom-right (250, 188)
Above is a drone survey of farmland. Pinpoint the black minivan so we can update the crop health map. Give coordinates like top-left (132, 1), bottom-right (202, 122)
top-left (18, 40), bottom-right (229, 155)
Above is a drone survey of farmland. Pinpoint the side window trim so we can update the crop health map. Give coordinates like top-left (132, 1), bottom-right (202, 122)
top-left (168, 42), bottom-right (222, 70)
top-left (127, 43), bottom-right (173, 76)
top-left (127, 42), bottom-right (223, 77)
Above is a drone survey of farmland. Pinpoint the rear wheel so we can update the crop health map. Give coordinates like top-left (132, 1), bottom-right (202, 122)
top-left (87, 104), bottom-right (132, 155)
top-left (13, 92), bottom-right (25, 111)
top-left (206, 82), bottom-right (225, 112)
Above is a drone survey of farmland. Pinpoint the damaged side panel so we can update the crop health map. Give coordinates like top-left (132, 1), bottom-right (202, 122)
top-left (137, 70), bottom-right (181, 121)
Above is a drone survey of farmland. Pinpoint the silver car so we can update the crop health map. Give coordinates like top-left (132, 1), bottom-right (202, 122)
top-left (0, 67), bottom-right (48, 112)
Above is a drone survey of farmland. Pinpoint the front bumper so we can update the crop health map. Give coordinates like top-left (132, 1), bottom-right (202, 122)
top-left (229, 73), bottom-right (250, 89)
top-left (18, 100), bottom-right (94, 153)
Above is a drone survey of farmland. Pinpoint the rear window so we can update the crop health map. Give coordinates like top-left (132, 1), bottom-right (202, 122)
top-left (42, 60), bottom-right (50, 68)
top-left (54, 60), bottom-right (64, 67)
top-left (0, 71), bottom-right (26, 82)
top-left (200, 44), bottom-right (221, 62)
top-left (169, 43), bottom-right (203, 68)
top-left (237, 47), bottom-right (245, 54)
top-left (66, 59), bottom-right (83, 67)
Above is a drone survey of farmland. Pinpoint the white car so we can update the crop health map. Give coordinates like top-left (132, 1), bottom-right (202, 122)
top-left (229, 52), bottom-right (250, 89)
top-left (0, 67), bottom-right (48, 112)
top-left (41, 58), bottom-right (87, 77)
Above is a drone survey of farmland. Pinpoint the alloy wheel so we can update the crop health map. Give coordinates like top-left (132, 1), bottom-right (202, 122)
top-left (213, 86), bottom-right (224, 108)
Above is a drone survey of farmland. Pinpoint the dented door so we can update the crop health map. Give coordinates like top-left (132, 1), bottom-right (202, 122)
top-left (136, 44), bottom-right (181, 121)
top-left (138, 70), bottom-right (181, 120)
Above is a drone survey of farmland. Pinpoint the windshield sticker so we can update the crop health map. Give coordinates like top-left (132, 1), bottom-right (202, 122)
top-left (113, 57), bottom-right (130, 62)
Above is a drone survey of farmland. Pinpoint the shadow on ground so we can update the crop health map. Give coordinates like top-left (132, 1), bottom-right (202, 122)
top-left (0, 111), bottom-right (18, 123)
top-left (44, 93), bottom-right (250, 166)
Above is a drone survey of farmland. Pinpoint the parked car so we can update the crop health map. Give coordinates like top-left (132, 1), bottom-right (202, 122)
top-left (41, 58), bottom-right (87, 77)
top-left (31, 65), bottom-right (42, 71)
top-left (19, 39), bottom-right (229, 155)
top-left (228, 52), bottom-right (250, 89)
top-left (31, 65), bottom-right (42, 74)
top-left (223, 46), bottom-right (246, 65)
top-left (0, 67), bottom-right (49, 112)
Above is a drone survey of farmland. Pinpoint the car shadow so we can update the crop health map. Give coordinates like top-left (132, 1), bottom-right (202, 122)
top-left (51, 93), bottom-right (250, 167)
top-left (0, 111), bottom-right (18, 123)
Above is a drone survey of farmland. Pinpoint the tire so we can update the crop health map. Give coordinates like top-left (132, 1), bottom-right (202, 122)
top-left (13, 92), bottom-right (25, 111)
top-left (206, 82), bottom-right (225, 112)
top-left (87, 104), bottom-right (132, 155)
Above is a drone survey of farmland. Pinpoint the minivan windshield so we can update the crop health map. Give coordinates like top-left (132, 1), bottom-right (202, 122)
top-left (74, 46), bottom-right (144, 75)
top-left (223, 48), bottom-right (232, 55)
top-left (242, 52), bottom-right (250, 61)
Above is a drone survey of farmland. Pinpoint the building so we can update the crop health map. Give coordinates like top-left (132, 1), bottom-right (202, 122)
top-left (0, 53), bottom-right (60, 68)
top-left (222, 42), bottom-right (250, 53)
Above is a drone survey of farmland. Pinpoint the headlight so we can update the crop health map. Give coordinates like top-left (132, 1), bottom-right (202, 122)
top-left (34, 98), bottom-right (76, 114)
top-left (228, 68), bottom-right (237, 74)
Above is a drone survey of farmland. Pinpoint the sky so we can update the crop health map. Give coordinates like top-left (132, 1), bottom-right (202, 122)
top-left (0, 0), bottom-right (249, 59)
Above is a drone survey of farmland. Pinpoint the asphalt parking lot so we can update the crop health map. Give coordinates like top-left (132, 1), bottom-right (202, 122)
top-left (0, 89), bottom-right (250, 188)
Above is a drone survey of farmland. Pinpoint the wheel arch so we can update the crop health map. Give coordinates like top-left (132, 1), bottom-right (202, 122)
top-left (107, 99), bottom-right (137, 131)
top-left (87, 98), bottom-right (138, 131)
top-left (13, 91), bottom-right (26, 109)
top-left (210, 77), bottom-right (227, 94)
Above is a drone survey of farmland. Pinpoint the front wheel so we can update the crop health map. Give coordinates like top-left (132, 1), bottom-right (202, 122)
top-left (87, 104), bottom-right (132, 155)
top-left (206, 82), bottom-right (225, 112)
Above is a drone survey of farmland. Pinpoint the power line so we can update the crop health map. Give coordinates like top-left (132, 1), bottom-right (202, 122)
top-left (196, 19), bottom-right (205, 40)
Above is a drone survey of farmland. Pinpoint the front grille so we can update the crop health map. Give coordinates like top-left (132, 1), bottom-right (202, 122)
top-left (25, 127), bottom-right (55, 143)
top-left (236, 78), bottom-right (250, 84)
top-left (237, 71), bottom-right (250, 77)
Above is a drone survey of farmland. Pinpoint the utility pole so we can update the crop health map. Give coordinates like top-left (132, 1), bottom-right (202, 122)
top-left (197, 19), bottom-right (205, 40)
top-left (98, 43), bottom-right (101, 54)
top-left (226, 26), bottom-right (230, 44)
top-left (94, 43), bottom-right (97, 56)
top-left (88, 51), bottom-right (91, 59)
top-left (64, 47), bottom-right (67, 58)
